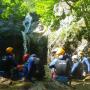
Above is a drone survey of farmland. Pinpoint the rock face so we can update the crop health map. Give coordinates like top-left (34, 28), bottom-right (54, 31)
top-left (47, 0), bottom-right (88, 55)
top-left (28, 32), bottom-right (48, 79)
top-left (0, 29), bottom-right (24, 63)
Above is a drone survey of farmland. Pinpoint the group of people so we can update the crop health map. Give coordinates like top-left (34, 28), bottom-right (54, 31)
top-left (0, 46), bottom-right (90, 84)
top-left (49, 47), bottom-right (90, 85)
top-left (0, 47), bottom-right (41, 82)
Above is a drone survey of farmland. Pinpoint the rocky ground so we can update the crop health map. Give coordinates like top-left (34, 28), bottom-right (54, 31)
top-left (0, 76), bottom-right (90, 90)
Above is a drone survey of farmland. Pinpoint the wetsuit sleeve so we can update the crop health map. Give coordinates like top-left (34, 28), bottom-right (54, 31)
top-left (28, 57), bottom-right (34, 71)
top-left (49, 59), bottom-right (57, 68)
top-left (71, 62), bottom-right (80, 74)
top-left (82, 58), bottom-right (90, 72)
top-left (6, 55), bottom-right (17, 67)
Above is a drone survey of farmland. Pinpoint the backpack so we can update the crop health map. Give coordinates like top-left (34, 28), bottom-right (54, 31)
top-left (34, 57), bottom-right (45, 80)
top-left (34, 57), bottom-right (40, 72)
top-left (55, 59), bottom-right (71, 76)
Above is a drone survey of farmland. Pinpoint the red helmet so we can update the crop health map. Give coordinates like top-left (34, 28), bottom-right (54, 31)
top-left (22, 53), bottom-right (29, 62)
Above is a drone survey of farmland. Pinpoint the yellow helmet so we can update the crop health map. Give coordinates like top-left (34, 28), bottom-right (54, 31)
top-left (56, 47), bottom-right (65, 55)
top-left (78, 51), bottom-right (84, 56)
top-left (88, 48), bottom-right (90, 52)
top-left (6, 47), bottom-right (14, 54)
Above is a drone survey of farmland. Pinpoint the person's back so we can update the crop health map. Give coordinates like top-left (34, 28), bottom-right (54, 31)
top-left (4, 54), bottom-right (17, 77)
top-left (49, 47), bottom-right (72, 85)
top-left (4, 47), bottom-right (17, 78)
top-left (28, 56), bottom-right (36, 74)
top-left (54, 55), bottom-right (72, 85)
top-left (55, 54), bottom-right (71, 76)
top-left (5, 54), bottom-right (16, 69)
top-left (26, 54), bottom-right (37, 71)
top-left (55, 59), bottom-right (68, 76)
top-left (23, 54), bottom-right (39, 81)
top-left (71, 51), bottom-right (89, 79)
top-left (49, 48), bottom-right (72, 77)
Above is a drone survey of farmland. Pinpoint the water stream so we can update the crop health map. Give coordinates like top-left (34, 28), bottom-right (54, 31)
top-left (21, 31), bottom-right (27, 54)
top-left (21, 13), bottom-right (32, 54)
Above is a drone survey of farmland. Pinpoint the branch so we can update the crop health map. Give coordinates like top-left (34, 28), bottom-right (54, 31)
top-left (64, 0), bottom-right (74, 9)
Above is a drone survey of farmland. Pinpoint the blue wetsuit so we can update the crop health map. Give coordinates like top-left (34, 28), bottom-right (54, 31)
top-left (4, 54), bottom-right (17, 77)
top-left (49, 55), bottom-right (72, 84)
top-left (23, 54), bottom-right (37, 81)
top-left (71, 57), bottom-right (90, 77)
top-left (49, 55), bottom-right (72, 68)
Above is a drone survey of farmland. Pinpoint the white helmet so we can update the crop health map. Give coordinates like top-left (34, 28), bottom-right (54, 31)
top-left (72, 55), bottom-right (78, 62)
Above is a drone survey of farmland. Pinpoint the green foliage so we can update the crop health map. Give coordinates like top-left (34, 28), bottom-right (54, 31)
top-left (65, 0), bottom-right (90, 28)
top-left (50, 17), bottom-right (60, 31)
top-left (0, 0), bottom-right (28, 19)
top-left (28, 0), bottom-right (90, 28)
top-left (62, 0), bottom-right (90, 42)
top-left (25, 0), bottom-right (36, 12)
top-left (60, 21), bottom-right (82, 41)
top-left (34, 0), bottom-right (59, 25)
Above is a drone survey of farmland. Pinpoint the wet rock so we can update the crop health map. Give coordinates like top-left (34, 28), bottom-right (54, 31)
top-left (0, 77), bottom-right (12, 85)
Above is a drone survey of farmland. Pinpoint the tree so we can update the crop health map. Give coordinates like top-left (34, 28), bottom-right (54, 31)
top-left (34, 0), bottom-right (59, 25)
top-left (0, 0), bottom-right (28, 19)
top-left (64, 0), bottom-right (90, 29)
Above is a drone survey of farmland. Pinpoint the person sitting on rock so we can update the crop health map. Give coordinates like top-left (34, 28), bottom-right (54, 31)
top-left (71, 51), bottom-right (90, 79)
top-left (71, 54), bottom-right (83, 79)
top-left (4, 47), bottom-right (17, 78)
top-left (17, 53), bottom-right (40, 82)
top-left (24, 54), bottom-right (40, 82)
top-left (78, 51), bottom-right (90, 74)
top-left (49, 47), bottom-right (72, 85)
top-left (16, 53), bottom-right (30, 80)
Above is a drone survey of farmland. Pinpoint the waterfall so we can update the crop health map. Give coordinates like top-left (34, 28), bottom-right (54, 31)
top-left (23, 13), bottom-right (32, 33)
top-left (21, 13), bottom-right (32, 54)
top-left (21, 31), bottom-right (27, 54)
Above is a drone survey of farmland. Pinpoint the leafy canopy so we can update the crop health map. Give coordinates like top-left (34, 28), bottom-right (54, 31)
top-left (65, 0), bottom-right (90, 28)
top-left (0, 0), bottom-right (90, 28)
top-left (34, 0), bottom-right (59, 25)
top-left (0, 0), bottom-right (28, 19)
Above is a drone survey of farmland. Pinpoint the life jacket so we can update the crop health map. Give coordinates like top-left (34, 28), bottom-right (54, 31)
top-left (32, 55), bottom-right (45, 80)
top-left (55, 56), bottom-right (71, 76)
top-left (24, 55), bottom-right (40, 74)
